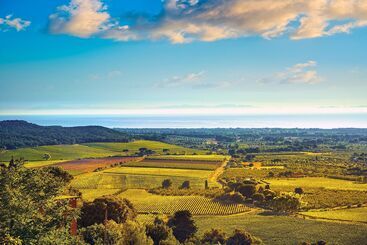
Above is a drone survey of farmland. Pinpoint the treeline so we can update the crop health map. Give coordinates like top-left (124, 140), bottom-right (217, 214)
top-left (0, 120), bottom-right (130, 149)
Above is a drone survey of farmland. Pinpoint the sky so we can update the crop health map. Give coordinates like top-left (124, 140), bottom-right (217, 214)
top-left (0, 0), bottom-right (367, 116)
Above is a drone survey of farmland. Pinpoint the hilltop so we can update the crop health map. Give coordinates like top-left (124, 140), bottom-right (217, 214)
top-left (0, 120), bottom-right (130, 149)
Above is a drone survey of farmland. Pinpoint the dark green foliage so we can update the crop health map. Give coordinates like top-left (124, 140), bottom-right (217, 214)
top-left (79, 196), bottom-right (136, 228)
top-left (201, 229), bottom-right (226, 244)
top-left (146, 217), bottom-right (171, 245)
top-left (80, 220), bottom-right (152, 245)
top-left (180, 180), bottom-right (190, 189)
top-left (237, 184), bottom-right (257, 198)
top-left (168, 210), bottom-right (197, 243)
top-left (0, 120), bottom-right (130, 149)
top-left (43, 165), bottom-right (74, 183)
top-left (162, 179), bottom-right (173, 189)
top-left (214, 192), bottom-right (245, 204)
top-left (0, 160), bottom-right (77, 244)
top-left (252, 193), bottom-right (265, 203)
top-left (295, 187), bottom-right (304, 195)
top-left (226, 229), bottom-right (256, 245)
top-left (270, 194), bottom-right (301, 213)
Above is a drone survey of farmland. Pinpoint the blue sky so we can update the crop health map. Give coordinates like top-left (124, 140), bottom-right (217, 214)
top-left (0, 0), bottom-right (367, 116)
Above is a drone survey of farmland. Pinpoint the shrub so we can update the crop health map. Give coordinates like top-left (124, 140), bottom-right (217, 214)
top-left (162, 179), bottom-right (173, 189)
top-left (270, 194), bottom-right (301, 214)
top-left (214, 192), bottom-right (245, 204)
top-left (252, 193), bottom-right (265, 203)
top-left (201, 229), bottom-right (226, 244)
top-left (237, 184), bottom-right (257, 198)
top-left (295, 187), bottom-right (304, 195)
top-left (226, 229), bottom-right (256, 245)
top-left (180, 180), bottom-right (190, 189)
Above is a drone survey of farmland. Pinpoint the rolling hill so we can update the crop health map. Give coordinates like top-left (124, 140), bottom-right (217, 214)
top-left (0, 120), bottom-right (130, 149)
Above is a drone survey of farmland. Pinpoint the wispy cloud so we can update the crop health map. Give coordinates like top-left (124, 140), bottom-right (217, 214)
top-left (48, 0), bottom-right (367, 43)
top-left (259, 61), bottom-right (322, 85)
top-left (156, 71), bottom-right (231, 89)
top-left (0, 15), bottom-right (31, 32)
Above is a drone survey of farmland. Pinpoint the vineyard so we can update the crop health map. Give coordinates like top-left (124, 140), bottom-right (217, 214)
top-left (118, 189), bottom-right (251, 215)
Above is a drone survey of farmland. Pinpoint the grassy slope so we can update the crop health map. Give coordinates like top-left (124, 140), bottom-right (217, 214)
top-left (84, 140), bottom-right (205, 154)
top-left (265, 177), bottom-right (367, 191)
top-left (0, 140), bottom-right (205, 162)
top-left (0, 144), bottom-right (117, 161)
top-left (301, 207), bottom-right (367, 223)
top-left (192, 213), bottom-right (367, 245)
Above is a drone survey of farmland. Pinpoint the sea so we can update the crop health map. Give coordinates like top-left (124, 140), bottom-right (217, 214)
top-left (0, 114), bottom-right (367, 128)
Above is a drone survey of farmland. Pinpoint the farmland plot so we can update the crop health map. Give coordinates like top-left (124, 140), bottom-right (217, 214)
top-left (118, 189), bottom-right (250, 215)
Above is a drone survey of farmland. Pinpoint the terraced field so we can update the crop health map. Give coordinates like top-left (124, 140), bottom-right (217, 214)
top-left (118, 189), bottom-right (250, 215)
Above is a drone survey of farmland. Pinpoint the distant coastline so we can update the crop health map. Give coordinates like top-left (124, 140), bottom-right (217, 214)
top-left (0, 114), bottom-right (366, 129)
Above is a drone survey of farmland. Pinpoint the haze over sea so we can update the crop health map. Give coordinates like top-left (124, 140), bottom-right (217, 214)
top-left (1, 114), bottom-right (367, 129)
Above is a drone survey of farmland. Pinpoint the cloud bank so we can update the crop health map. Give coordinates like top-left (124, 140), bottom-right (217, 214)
top-left (0, 15), bottom-right (31, 32)
top-left (49, 0), bottom-right (367, 43)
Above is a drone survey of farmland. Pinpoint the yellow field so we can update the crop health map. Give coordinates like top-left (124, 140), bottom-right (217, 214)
top-left (104, 166), bottom-right (213, 179)
top-left (265, 177), bottom-right (367, 191)
top-left (301, 207), bottom-right (367, 223)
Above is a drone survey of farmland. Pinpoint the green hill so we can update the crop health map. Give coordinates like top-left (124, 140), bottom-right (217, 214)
top-left (0, 120), bottom-right (130, 149)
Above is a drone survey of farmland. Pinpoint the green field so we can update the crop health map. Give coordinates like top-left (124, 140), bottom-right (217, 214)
top-left (72, 166), bottom-right (219, 191)
top-left (117, 189), bottom-right (250, 215)
top-left (138, 212), bottom-right (367, 244)
top-left (84, 140), bottom-right (205, 155)
top-left (301, 207), bottom-right (367, 223)
top-left (0, 140), bottom-right (205, 162)
top-left (0, 144), bottom-right (117, 161)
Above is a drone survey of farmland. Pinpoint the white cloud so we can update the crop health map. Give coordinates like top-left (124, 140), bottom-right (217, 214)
top-left (49, 0), bottom-right (110, 38)
top-left (49, 0), bottom-right (367, 43)
top-left (259, 60), bottom-right (322, 85)
top-left (0, 15), bottom-right (31, 32)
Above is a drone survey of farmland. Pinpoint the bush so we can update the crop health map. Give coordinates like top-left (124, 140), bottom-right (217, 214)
top-left (237, 184), bottom-right (257, 198)
top-left (81, 220), bottom-right (153, 245)
top-left (214, 192), bottom-right (245, 204)
top-left (201, 229), bottom-right (226, 244)
top-left (79, 196), bottom-right (136, 227)
top-left (270, 194), bottom-right (301, 214)
top-left (252, 193), bottom-right (265, 203)
top-left (295, 187), bottom-right (304, 195)
top-left (162, 179), bottom-right (173, 189)
top-left (226, 229), bottom-right (257, 245)
top-left (180, 181), bottom-right (190, 189)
